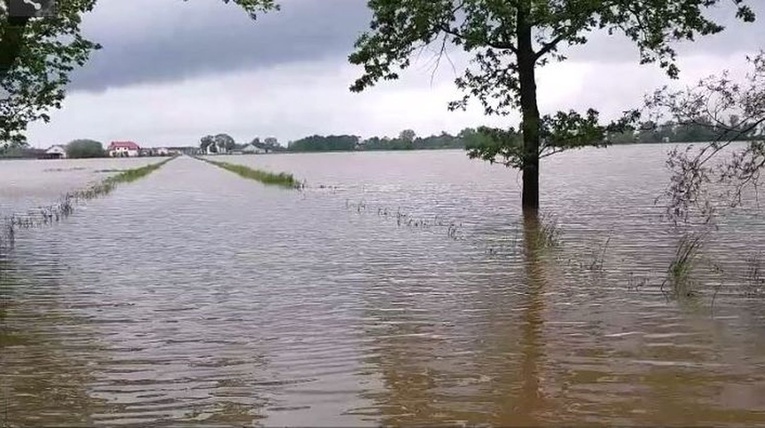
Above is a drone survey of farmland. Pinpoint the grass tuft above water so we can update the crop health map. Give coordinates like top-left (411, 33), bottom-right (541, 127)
top-left (196, 157), bottom-right (302, 189)
top-left (662, 232), bottom-right (706, 299)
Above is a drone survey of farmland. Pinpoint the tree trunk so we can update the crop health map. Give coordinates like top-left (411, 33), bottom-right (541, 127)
top-left (516, 5), bottom-right (540, 214)
top-left (0, 15), bottom-right (31, 82)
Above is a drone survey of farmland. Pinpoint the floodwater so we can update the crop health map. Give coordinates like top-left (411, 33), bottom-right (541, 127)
top-left (2, 147), bottom-right (765, 426)
top-left (0, 157), bottom-right (160, 217)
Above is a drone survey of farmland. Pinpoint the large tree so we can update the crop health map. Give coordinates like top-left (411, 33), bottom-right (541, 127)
top-left (1, 0), bottom-right (98, 150)
top-left (349, 0), bottom-right (755, 213)
top-left (399, 129), bottom-right (417, 142)
top-left (65, 138), bottom-right (104, 158)
top-left (0, 0), bottom-right (277, 148)
top-left (200, 134), bottom-right (216, 153)
top-left (214, 133), bottom-right (236, 152)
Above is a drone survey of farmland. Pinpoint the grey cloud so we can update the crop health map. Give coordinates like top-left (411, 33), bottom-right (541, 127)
top-left (69, 0), bottom-right (371, 91)
top-left (560, 2), bottom-right (764, 64)
top-left (68, 0), bottom-right (762, 93)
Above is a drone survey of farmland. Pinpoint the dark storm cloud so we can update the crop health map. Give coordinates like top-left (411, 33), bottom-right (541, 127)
top-left (67, 0), bottom-right (762, 92)
top-left (68, 0), bottom-right (371, 91)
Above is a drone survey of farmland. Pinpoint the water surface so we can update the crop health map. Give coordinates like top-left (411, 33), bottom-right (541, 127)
top-left (2, 148), bottom-right (765, 426)
top-left (0, 157), bottom-right (160, 217)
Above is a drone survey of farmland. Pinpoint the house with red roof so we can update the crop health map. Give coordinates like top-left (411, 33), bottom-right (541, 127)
top-left (107, 141), bottom-right (141, 157)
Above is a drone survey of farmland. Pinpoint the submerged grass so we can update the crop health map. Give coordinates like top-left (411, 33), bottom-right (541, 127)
top-left (0, 157), bottom-right (176, 254)
top-left (196, 157), bottom-right (302, 189)
top-left (744, 252), bottom-right (765, 297)
top-left (586, 236), bottom-right (611, 271)
top-left (661, 232), bottom-right (706, 299)
top-left (534, 212), bottom-right (562, 248)
top-left (347, 199), bottom-right (466, 241)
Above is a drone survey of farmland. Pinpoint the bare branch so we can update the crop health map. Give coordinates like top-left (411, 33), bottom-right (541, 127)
top-left (433, 34), bottom-right (457, 84)
top-left (647, 51), bottom-right (765, 225)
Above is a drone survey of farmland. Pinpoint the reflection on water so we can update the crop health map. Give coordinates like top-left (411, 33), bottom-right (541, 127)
top-left (1, 253), bottom-right (108, 426)
top-left (2, 150), bottom-right (765, 426)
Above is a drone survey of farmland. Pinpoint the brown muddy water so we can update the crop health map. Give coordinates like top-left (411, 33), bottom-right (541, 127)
top-left (2, 147), bottom-right (765, 427)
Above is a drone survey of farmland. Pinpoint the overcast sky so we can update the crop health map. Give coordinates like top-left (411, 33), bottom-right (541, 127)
top-left (25, 0), bottom-right (765, 148)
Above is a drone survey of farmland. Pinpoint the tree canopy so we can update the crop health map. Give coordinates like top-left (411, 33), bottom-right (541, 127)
top-left (349, 0), bottom-right (755, 212)
top-left (65, 138), bottom-right (104, 158)
top-left (200, 133), bottom-right (237, 152)
top-left (1, 0), bottom-right (99, 148)
top-left (200, 135), bottom-right (216, 153)
top-left (214, 133), bottom-right (236, 151)
top-left (288, 135), bottom-right (360, 152)
top-left (398, 129), bottom-right (416, 142)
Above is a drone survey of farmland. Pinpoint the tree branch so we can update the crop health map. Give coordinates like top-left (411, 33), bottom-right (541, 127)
top-left (428, 32), bottom-right (457, 86)
top-left (439, 24), bottom-right (518, 54)
top-left (539, 147), bottom-right (565, 158)
top-left (534, 32), bottom-right (567, 61)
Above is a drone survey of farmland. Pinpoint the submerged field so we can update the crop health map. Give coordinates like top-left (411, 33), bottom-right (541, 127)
top-left (0, 157), bottom-right (165, 218)
top-left (2, 148), bottom-right (765, 426)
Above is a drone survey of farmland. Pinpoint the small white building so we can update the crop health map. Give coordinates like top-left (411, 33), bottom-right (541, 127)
top-left (108, 141), bottom-right (141, 157)
top-left (242, 144), bottom-right (265, 154)
top-left (206, 145), bottom-right (229, 155)
top-left (45, 145), bottom-right (67, 159)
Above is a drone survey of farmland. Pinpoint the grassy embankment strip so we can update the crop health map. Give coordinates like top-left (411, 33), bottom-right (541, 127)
top-left (76, 156), bottom-right (176, 199)
top-left (196, 157), bottom-right (302, 189)
top-left (0, 156), bottom-right (177, 253)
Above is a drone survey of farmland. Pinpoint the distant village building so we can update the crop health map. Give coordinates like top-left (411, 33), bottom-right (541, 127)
top-left (206, 145), bottom-right (229, 155)
top-left (167, 146), bottom-right (200, 156)
top-left (43, 145), bottom-right (67, 159)
top-left (108, 141), bottom-right (141, 157)
top-left (242, 144), bottom-right (265, 154)
top-left (138, 147), bottom-right (170, 157)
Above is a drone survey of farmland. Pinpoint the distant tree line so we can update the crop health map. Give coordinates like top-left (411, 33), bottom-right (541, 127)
top-left (0, 139), bottom-right (106, 159)
top-left (199, 134), bottom-right (283, 153)
top-left (199, 129), bottom-right (494, 154)
top-left (284, 121), bottom-right (761, 153)
top-left (197, 118), bottom-right (763, 157)
top-left (609, 116), bottom-right (761, 144)
top-left (285, 129), bottom-right (490, 152)
top-left (6, 117), bottom-right (759, 161)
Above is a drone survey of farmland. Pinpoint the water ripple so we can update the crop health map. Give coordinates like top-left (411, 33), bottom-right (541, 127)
top-left (2, 151), bottom-right (765, 426)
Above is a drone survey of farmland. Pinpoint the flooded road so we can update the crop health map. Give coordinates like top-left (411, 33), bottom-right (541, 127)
top-left (2, 149), bottom-right (765, 426)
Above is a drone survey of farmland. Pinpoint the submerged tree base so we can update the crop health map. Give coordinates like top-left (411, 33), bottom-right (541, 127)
top-left (195, 157), bottom-right (303, 189)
